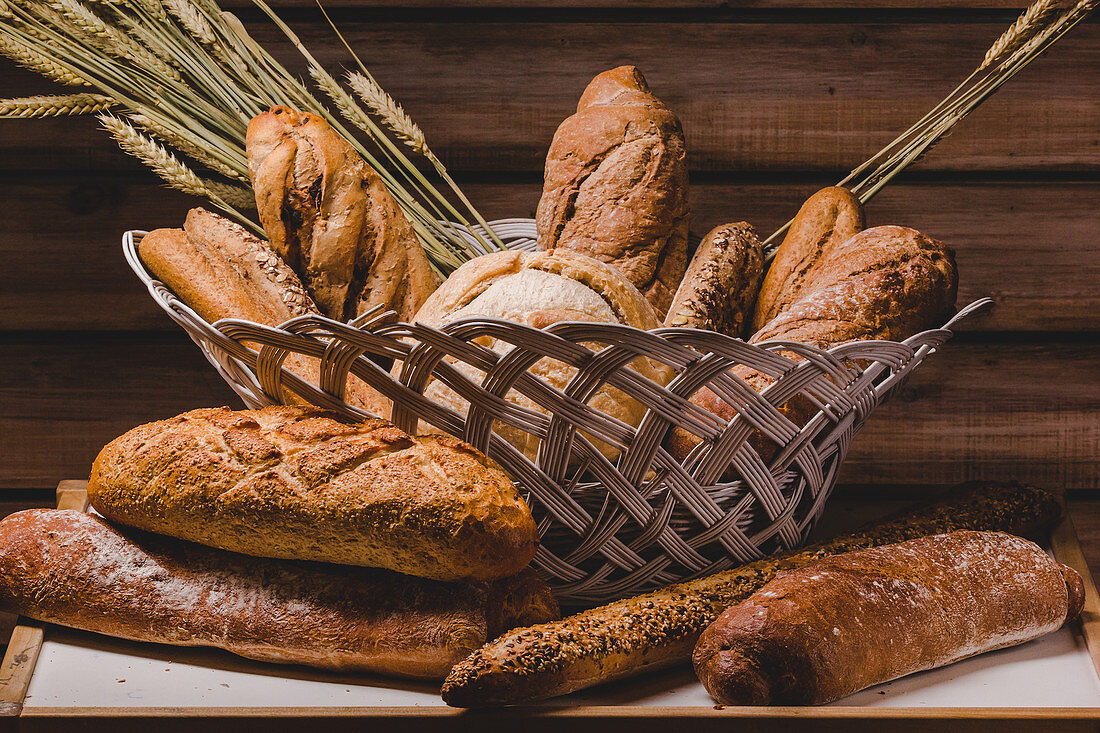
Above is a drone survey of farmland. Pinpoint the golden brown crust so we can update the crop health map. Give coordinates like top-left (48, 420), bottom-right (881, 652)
top-left (667, 221), bottom-right (958, 464)
top-left (407, 248), bottom-right (672, 461)
top-left (0, 509), bottom-right (558, 680)
top-left (140, 210), bottom-right (390, 417)
top-left (247, 105), bottom-right (440, 322)
top-left (536, 66), bottom-right (689, 316)
top-left (693, 531), bottom-right (1079, 705)
top-left (440, 482), bottom-right (1061, 706)
top-left (88, 406), bottom-right (538, 582)
top-left (751, 186), bottom-right (865, 331)
top-left (664, 222), bottom-right (764, 335)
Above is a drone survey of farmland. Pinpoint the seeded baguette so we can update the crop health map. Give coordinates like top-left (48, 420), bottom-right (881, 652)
top-left (441, 481), bottom-right (1061, 706)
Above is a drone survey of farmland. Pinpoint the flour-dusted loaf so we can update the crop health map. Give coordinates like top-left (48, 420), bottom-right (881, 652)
top-left (247, 105), bottom-right (440, 322)
top-left (405, 248), bottom-right (673, 462)
top-left (0, 509), bottom-right (559, 679)
top-left (88, 406), bottom-right (538, 582)
top-left (694, 531), bottom-right (1084, 705)
top-left (441, 482), bottom-right (1061, 706)
top-left (536, 66), bottom-right (688, 316)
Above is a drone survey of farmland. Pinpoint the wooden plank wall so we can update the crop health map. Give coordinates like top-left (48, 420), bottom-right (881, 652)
top-left (1, 4), bottom-right (1097, 509)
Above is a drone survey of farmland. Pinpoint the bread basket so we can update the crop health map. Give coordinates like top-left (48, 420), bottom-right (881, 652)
top-left (124, 221), bottom-right (991, 605)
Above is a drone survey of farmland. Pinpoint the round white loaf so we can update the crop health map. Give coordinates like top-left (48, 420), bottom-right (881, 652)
top-left (404, 249), bottom-right (672, 462)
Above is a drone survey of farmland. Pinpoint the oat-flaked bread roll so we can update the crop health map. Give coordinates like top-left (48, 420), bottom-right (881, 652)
top-left (0, 509), bottom-right (559, 680)
top-left (406, 249), bottom-right (672, 462)
top-left (536, 66), bottom-right (689, 316)
top-left (694, 531), bottom-right (1084, 705)
top-left (88, 406), bottom-right (538, 582)
top-left (139, 209), bottom-right (390, 417)
top-left (247, 105), bottom-right (440, 322)
top-left (751, 186), bottom-right (865, 332)
top-left (441, 482), bottom-right (1061, 706)
top-left (664, 222), bottom-right (764, 335)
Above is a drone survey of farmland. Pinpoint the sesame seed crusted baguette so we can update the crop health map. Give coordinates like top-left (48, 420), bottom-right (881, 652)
top-left (441, 481), bottom-right (1061, 706)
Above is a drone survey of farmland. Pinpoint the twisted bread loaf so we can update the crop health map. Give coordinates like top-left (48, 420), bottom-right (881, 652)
top-left (694, 531), bottom-right (1084, 705)
top-left (247, 105), bottom-right (440, 322)
top-left (89, 406), bottom-right (538, 582)
top-left (536, 66), bottom-right (689, 316)
top-left (440, 482), bottom-right (1060, 706)
top-left (0, 509), bottom-right (558, 679)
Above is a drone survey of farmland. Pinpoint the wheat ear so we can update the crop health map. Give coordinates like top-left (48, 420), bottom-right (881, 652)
top-left (98, 113), bottom-right (258, 229)
top-left (0, 31), bottom-right (91, 85)
top-left (129, 113), bottom-right (250, 183)
top-left (981, 0), bottom-right (1068, 69)
top-left (161, 0), bottom-right (217, 45)
top-left (345, 71), bottom-right (430, 158)
top-left (0, 93), bottom-right (114, 117)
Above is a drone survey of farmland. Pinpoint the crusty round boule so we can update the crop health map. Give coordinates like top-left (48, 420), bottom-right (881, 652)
top-left (401, 248), bottom-right (673, 463)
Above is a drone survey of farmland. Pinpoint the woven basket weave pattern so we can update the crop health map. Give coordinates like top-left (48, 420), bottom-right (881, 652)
top-left (124, 222), bottom-right (989, 605)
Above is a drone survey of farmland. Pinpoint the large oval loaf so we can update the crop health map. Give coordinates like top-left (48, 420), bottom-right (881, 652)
top-left (0, 509), bottom-right (559, 680)
top-left (88, 406), bottom-right (538, 582)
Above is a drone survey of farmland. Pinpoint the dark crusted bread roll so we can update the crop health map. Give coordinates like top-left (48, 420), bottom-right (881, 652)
top-left (664, 222), bottom-right (764, 335)
top-left (536, 66), bottom-right (689, 316)
top-left (247, 105), bottom-right (440, 322)
top-left (88, 406), bottom-right (538, 583)
top-left (694, 531), bottom-right (1084, 705)
top-left (0, 509), bottom-right (559, 680)
top-left (441, 482), bottom-right (1061, 706)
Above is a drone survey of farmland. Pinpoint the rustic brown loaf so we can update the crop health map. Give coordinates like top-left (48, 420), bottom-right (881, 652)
top-left (440, 482), bottom-right (1061, 706)
top-left (0, 509), bottom-right (559, 680)
top-left (694, 531), bottom-right (1084, 705)
top-left (667, 215), bottom-right (958, 463)
top-left (247, 105), bottom-right (440, 322)
top-left (139, 209), bottom-right (390, 417)
top-left (663, 222), bottom-right (764, 334)
top-left (751, 186), bottom-right (865, 332)
top-left (88, 406), bottom-right (538, 583)
top-left (536, 66), bottom-right (689, 316)
top-left (406, 248), bottom-right (672, 461)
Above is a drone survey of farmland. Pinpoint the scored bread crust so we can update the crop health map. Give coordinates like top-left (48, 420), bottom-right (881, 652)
top-left (88, 406), bottom-right (538, 582)
top-left (440, 482), bottom-right (1062, 706)
top-left (139, 209), bottom-right (391, 417)
top-left (247, 105), bottom-right (440, 322)
top-left (751, 186), bottom-right (865, 331)
top-left (536, 66), bottom-right (689, 316)
top-left (693, 531), bottom-right (1083, 705)
top-left (406, 249), bottom-right (672, 461)
top-left (0, 509), bottom-right (559, 680)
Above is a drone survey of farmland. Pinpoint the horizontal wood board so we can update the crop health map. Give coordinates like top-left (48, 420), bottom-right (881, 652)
top-left (1, 336), bottom-right (1096, 489)
top-left (1, 16), bottom-right (1098, 173)
top-left (3, 178), bottom-right (1098, 332)
top-left (0, 6), bottom-right (1096, 503)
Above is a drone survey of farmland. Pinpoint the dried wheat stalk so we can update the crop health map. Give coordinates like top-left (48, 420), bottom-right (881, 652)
top-left (129, 112), bottom-right (250, 182)
top-left (345, 71), bottom-right (430, 158)
top-left (0, 30), bottom-right (90, 85)
top-left (0, 92), bottom-right (114, 117)
top-left (981, 0), bottom-right (1068, 69)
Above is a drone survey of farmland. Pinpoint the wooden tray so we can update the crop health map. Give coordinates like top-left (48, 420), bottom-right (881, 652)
top-left (2, 480), bottom-right (1099, 732)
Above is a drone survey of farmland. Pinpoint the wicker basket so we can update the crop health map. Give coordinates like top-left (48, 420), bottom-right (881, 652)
top-left (124, 222), bottom-right (991, 605)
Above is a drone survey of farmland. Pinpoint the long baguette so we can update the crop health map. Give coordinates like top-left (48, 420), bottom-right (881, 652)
top-left (441, 481), bottom-right (1061, 706)
top-left (0, 509), bottom-right (559, 680)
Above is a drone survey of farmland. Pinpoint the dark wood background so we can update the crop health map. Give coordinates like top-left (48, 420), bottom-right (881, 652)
top-left (1, 3), bottom-right (1097, 557)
